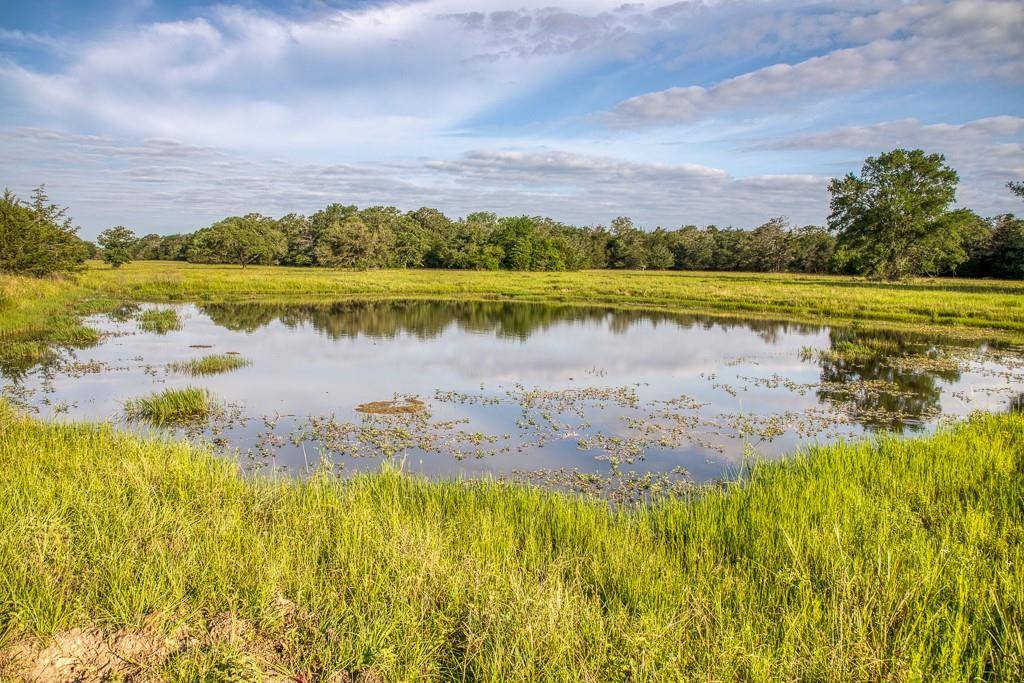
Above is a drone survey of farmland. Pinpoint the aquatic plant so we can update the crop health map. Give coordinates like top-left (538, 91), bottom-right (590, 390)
top-left (124, 386), bottom-right (212, 424)
top-left (168, 354), bottom-right (250, 376)
top-left (354, 396), bottom-right (426, 415)
top-left (137, 308), bottom-right (182, 334)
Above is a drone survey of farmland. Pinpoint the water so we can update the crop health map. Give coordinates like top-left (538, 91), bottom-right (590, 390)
top-left (5, 299), bottom-right (1023, 496)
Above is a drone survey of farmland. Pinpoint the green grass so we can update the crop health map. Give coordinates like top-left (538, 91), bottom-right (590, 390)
top-left (168, 354), bottom-right (250, 376)
top-left (80, 261), bottom-right (1024, 342)
top-left (4, 263), bottom-right (1024, 381)
top-left (136, 307), bottom-right (182, 334)
top-left (0, 274), bottom-right (107, 379)
top-left (0, 404), bottom-right (1021, 680)
top-left (123, 386), bottom-right (213, 424)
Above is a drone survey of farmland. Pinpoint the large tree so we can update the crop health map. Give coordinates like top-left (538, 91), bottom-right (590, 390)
top-left (97, 225), bottom-right (137, 268)
top-left (827, 149), bottom-right (961, 280)
top-left (0, 185), bottom-right (88, 276)
top-left (188, 214), bottom-right (285, 267)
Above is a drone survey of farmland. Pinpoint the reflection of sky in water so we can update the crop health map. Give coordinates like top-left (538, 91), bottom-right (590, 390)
top-left (5, 301), bottom-right (1023, 483)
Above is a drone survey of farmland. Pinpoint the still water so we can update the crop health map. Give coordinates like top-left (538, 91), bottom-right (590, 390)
top-left (5, 300), bottom-right (1023, 495)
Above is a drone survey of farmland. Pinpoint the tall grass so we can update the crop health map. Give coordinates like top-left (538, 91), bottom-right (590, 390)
top-left (168, 354), bottom-right (250, 376)
top-left (0, 404), bottom-right (1020, 680)
top-left (136, 307), bottom-right (182, 334)
top-left (0, 274), bottom-right (106, 378)
top-left (124, 386), bottom-right (212, 424)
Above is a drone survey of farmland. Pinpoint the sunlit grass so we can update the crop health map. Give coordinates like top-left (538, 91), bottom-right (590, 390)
top-left (81, 261), bottom-right (1024, 341)
top-left (124, 386), bottom-right (212, 424)
top-left (168, 354), bottom-right (250, 376)
top-left (0, 404), bottom-right (1021, 679)
top-left (0, 273), bottom-right (104, 379)
top-left (136, 307), bottom-right (182, 334)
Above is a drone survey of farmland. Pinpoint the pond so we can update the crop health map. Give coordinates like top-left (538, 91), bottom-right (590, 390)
top-left (4, 299), bottom-right (1023, 499)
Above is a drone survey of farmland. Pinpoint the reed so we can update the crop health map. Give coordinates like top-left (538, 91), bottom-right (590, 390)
top-left (123, 386), bottom-right (212, 424)
top-left (168, 354), bottom-right (250, 376)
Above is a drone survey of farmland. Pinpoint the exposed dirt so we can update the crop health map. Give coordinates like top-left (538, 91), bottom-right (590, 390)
top-left (354, 397), bottom-right (426, 415)
top-left (0, 600), bottom-right (380, 682)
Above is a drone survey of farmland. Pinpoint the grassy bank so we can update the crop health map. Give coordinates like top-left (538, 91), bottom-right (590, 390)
top-left (80, 261), bottom-right (1024, 341)
top-left (0, 275), bottom-right (111, 379)
top-left (1, 405), bottom-right (1021, 680)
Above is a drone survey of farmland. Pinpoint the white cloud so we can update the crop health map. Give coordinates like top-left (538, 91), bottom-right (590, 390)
top-left (753, 116), bottom-right (1024, 214)
top-left (608, 0), bottom-right (1024, 126)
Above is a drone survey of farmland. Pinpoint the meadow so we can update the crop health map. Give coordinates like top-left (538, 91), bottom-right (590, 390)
top-left (1, 263), bottom-right (1024, 679)
top-left (79, 261), bottom-right (1024, 340)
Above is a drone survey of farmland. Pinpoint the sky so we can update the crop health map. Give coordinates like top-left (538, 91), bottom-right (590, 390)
top-left (0, 0), bottom-right (1022, 238)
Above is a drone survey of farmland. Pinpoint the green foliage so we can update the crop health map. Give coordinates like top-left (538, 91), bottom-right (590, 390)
top-left (1, 406), bottom-right (1022, 678)
top-left (137, 308), bottom-right (182, 334)
top-left (188, 214), bottom-right (286, 267)
top-left (828, 149), bottom-right (963, 280)
top-left (123, 386), bottom-right (212, 424)
top-left (0, 186), bottom-right (88, 276)
top-left (23, 156), bottom-right (1017, 278)
top-left (168, 354), bottom-right (250, 375)
top-left (97, 225), bottom-right (137, 268)
top-left (986, 214), bottom-right (1024, 279)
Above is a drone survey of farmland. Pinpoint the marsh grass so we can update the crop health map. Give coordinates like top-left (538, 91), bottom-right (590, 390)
top-left (0, 274), bottom-right (104, 379)
top-left (124, 386), bottom-right (212, 424)
top-left (137, 307), bottom-right (182, 334)
top-left (82, 261), bottom-right (1024, 341)
top-left (0, 403), bottom-right (1021, 680)
top-left (168, 354), bottom-right (250, 376)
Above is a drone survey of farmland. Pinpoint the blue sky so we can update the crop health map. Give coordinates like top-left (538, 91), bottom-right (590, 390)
top-left (1, 0), bottom-right (1022, 238)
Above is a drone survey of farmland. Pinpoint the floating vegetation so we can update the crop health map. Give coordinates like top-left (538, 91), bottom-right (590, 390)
top-left (355, 396), bottom-right (426, 415)
top-left (511, 466), bottom-right (695, 503)
top-left (168, 354), bottom-right (250, 376)
top-left (125, 386), bottom-right (213, 424)
top-left (137, 308), bottom-right (182, 334)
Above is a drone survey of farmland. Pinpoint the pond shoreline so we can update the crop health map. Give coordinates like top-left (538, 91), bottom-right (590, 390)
top-left (1, 405), bottom-right (1021, 679)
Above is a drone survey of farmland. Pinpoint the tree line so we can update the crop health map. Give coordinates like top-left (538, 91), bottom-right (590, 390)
top-left (3, 149), bottom-right (1023, 280)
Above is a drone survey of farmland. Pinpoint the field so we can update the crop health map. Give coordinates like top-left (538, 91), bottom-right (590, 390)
top-left (1, 263), bottom-right (1024, 680)
top-left (1, 405), bottom-right (1022, 680)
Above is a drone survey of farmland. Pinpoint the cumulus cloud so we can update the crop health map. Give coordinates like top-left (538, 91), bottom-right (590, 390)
top-left (751, 115), bottom-right (1024, 214)
top-left (608, 0), bottom-right (1024, 125)
top-left (1, 1), bottom-right (1020, 231)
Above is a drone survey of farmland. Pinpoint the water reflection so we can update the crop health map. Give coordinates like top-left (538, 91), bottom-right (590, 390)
top-left (813, 329), bottom-right (963, 431)
top-left (3, 299), bottom-right (1021, 490)
top-left (196, 300), bottom-right (986, 431)
top-left (199, 299), bottom-right (823, 342)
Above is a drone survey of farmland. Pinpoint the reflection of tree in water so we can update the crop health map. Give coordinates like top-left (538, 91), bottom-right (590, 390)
top-left (1010, 393), bottom-right (1024, 413)
top-left (814, 328), bottom-right (964, 432)
top-left (198, 299), bottom-right (824, 343)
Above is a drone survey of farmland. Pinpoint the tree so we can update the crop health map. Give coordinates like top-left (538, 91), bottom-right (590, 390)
top-left (188, 214), bottom-right (285, 267)
top-left (131, 233), bottom-right (163, 260)
top-left (1008, 180), bottom-right (1024, 200)
top-left (828, 149), bottom-right (961, 279)
top-left (277, 213), bottom-right (315, 266)
top-left (789, 226), bottom-right (835, 273)
top-left (314, 214), bottom-right (394, 269)
top-left (608, 217), bottom-right (648, 269)
top-left (986, 215), bottom-right (1024, 279)
top-left (0, 185), bottom-right (88, 276)
top-left (97, 226), bottom-right (137, 268)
